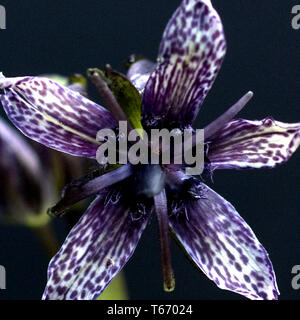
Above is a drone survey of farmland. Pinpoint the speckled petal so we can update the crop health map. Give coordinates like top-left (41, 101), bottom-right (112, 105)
top-left (0, 76), bottom-right (117, 158)
top-left (207, 117), bottom-right (300, 170)
top-left (169, 183), bottom-right (279, 300)
top-left (127, 59), bottom-right (156, 95)
top-left (142, 0), bottom-right (226, 125)
top-left (42, 192), bottom-right (149, 300)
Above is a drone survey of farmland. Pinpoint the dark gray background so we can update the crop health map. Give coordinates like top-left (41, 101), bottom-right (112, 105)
top-left (0, 0), bottom-right (300, 300)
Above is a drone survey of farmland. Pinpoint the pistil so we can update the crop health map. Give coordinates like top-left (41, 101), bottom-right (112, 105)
top-left (154, 188), bottom-right (175, 292)
top-left (204, 91), bottom-right (253, 139)
top-left (173, 91), bottom-right (254, 159)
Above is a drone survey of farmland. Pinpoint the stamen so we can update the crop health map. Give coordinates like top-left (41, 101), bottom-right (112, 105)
top-left (154, 189), bottom-right (175, 292)
top-left (48, 164), bottom-right (133, 217)
top-left (87, 68), bottom-right (133, 131)
top-left (173, 91), bottom-right (253, 159)
top-left (204, 91), bottom-right (253, 139)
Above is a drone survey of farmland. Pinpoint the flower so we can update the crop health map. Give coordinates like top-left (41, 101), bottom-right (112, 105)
top-left (0, 73), bottom-right (91, 227)
top-left (1, 0), bottom-right (300, 300)
top-left (0, 75), bottom-right (90, 255)
top-left (0, 116), bottom-right (53, 226)
top-left (0, 114), bottom-right (63, 262)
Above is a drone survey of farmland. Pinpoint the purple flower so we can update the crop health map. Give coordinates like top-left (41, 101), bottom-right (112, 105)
top-left (0, 74), bottom-right (89, 226)
top-left (1, 0), bottom-right (300, 300)
top-left (0, 116), bottom-right (52, 225)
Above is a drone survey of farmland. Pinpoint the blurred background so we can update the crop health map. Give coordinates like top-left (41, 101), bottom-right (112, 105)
top-left (0, 0), bottom-right (300, 300)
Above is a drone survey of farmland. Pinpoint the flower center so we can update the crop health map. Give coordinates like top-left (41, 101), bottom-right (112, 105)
top-left (130, 164), bottom-right (165, 198)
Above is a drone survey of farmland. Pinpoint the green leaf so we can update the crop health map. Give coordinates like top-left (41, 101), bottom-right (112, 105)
top-left (89, 66), bottom-right (143, 131)
top-left (105, 66), bottom-right (143, 131)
